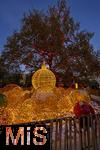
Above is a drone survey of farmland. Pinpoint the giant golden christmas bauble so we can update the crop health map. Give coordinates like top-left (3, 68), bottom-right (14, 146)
top-left (32, 62), bottom-right (56, 90)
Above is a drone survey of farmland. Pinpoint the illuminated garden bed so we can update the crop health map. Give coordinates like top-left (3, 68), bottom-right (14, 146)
top-left (0, 63), bottom-right (99, 125)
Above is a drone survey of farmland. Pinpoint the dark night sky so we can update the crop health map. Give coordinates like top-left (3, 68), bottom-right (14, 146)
top-left (0, 0), bottom-right (100, 53)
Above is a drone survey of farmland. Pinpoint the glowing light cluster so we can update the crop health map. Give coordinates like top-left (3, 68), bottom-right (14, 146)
top-left (0, 63), bottom-right (93, 125)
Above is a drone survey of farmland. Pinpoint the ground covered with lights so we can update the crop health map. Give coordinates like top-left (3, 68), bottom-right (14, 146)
top-left (0, 63), bottom-right (99, 125)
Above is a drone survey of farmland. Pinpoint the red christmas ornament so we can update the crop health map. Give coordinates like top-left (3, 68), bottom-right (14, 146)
top-left (74, 101), bottom-right (95, 117)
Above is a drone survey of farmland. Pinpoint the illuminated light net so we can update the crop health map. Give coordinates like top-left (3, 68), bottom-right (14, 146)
top-left (0, 63), bottom-right (92, 125)
top-left (0, 88), bottom-right (91, 124)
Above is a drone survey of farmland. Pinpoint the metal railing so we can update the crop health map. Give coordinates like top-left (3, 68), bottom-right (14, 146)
top-left (4, 113), bottom-right (100, 150)
top-left (48, 114), bottom-right (100, 150)
top-left (17, 113), bottom-right (100, 150)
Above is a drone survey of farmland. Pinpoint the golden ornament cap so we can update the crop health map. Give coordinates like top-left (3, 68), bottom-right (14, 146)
top-left (41, 61), bottom-right (47, 70)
